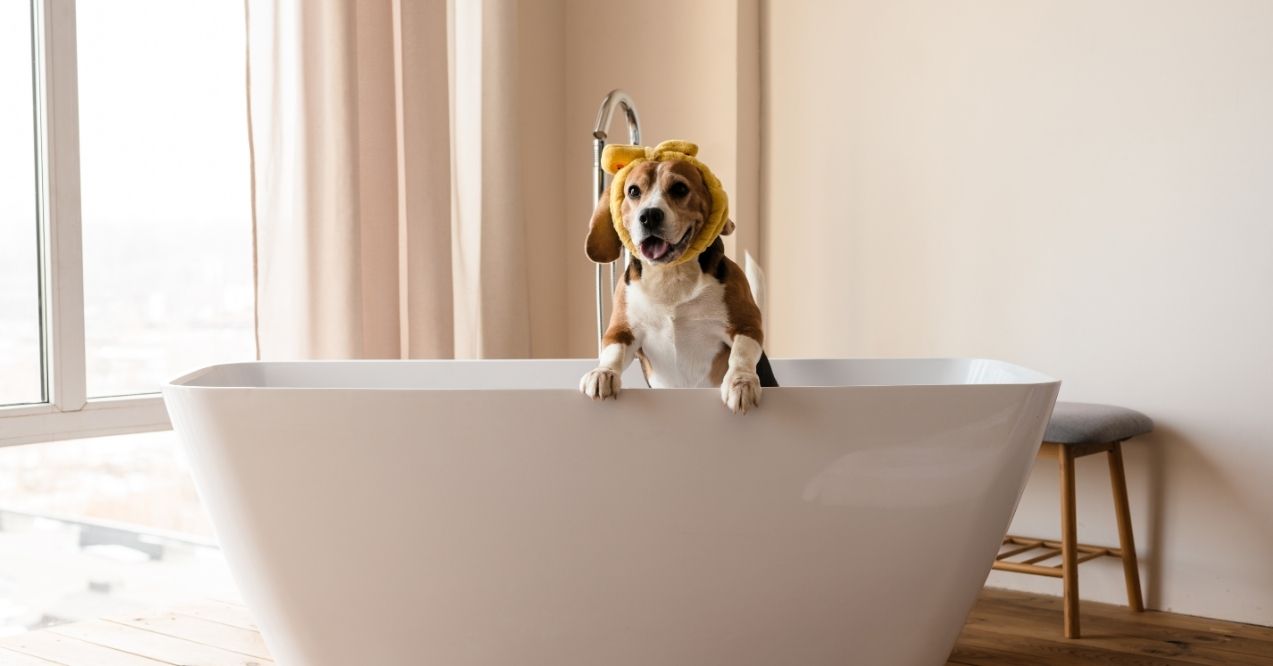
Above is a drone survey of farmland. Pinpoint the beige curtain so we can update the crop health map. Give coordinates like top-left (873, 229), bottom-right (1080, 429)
top-left (246, 0), bottom-right (530, 360)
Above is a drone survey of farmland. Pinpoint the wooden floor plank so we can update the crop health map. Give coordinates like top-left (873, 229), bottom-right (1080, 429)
top-left (948, 639), bottom-right (1098, 666)
top-left (955, 625), bottom-right (1207, 666)
top-left (980, 587), bottom-right (1273, 646)
top-left (972, 589), bottom-right (1273, 664)
top-left (168, 601), bottom-right (259, 631)
top-left (966, 603), bottom-right (1255, 665)
top-left (108, 614), bottom-right (269, 660)
top-left (48, 621), bottom-right (271, 666)
top-left (0, 631), bottom-right (169, 666)
top-left (0, 647), bottom-right (64, 666)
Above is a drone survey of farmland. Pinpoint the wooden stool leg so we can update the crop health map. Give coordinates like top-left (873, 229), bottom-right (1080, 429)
top-left (1108, 442), bottom-right (1145, 611)
top-left (1059, 445), bottom-right (1080, 638)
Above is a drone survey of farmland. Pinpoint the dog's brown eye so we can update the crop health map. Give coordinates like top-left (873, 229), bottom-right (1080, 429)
top-left (627, 185), bottom-right (641, 199)
top-left (669, 182), bottom-right (689, 198)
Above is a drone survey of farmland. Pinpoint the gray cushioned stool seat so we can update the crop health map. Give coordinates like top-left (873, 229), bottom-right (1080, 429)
top-left (1045, 402), bottom-right (1153, 445)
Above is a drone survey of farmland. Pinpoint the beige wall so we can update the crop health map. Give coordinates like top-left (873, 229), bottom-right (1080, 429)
top-left (763, 0), bottom-right (1273, 624)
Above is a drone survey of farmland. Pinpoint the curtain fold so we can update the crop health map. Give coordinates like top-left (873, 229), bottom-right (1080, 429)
top-left (246, 0), bottom-right (528, 360)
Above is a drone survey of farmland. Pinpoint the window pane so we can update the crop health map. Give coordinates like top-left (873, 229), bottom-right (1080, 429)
top-left (0, 1), bottom-right (43, 407)
top-left (0, 431), bottom-right (240, 634)
top-left (78, 1), bottom-right (254, 398)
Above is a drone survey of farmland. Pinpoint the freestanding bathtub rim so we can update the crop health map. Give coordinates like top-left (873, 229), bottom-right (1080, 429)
top-left (166, 357), bottom-right (1058, 392)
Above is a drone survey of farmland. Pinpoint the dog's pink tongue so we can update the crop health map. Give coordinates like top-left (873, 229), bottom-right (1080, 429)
top-left (642, 238), bottom-right (670, 260)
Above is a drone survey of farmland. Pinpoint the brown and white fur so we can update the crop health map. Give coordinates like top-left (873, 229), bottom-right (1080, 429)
top-left (580, 159), bottom-right (776, 414)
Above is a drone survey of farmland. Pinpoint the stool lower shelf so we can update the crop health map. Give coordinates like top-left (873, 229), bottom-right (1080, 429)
top-left (994, 535), bottom-right (1126, 577)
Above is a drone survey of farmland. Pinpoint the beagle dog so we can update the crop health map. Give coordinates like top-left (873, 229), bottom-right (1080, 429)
top-left (580, 147), bottom-right (777, 413)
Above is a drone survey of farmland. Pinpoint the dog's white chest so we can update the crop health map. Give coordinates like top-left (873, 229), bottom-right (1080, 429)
top-left (626, 275), bottom-right (729, 388)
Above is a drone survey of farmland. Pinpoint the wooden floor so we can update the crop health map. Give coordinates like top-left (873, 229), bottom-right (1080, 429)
top-left (0, 600), bottom-right (269, 666)
top-left (949, 588), bottom-right (1273, 666)
top-left (2, 588), bottom-right (1270, 665)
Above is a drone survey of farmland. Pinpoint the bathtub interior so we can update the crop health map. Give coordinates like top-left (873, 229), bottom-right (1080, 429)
top-left (170, 357), bottom-right (1053, 391)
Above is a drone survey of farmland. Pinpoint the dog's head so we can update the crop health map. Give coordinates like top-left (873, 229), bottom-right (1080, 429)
top-left (586, 141), bottom-right (733, 265)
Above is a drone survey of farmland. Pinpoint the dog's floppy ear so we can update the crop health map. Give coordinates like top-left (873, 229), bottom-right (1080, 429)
top-left (586, 191), bottom-right (622, 263)
top-left (720, 218), bottom-right (736, 236)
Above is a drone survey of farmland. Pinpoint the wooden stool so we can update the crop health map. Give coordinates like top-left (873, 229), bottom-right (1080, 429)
top-left (993, 402), bottom-right (1153, 638)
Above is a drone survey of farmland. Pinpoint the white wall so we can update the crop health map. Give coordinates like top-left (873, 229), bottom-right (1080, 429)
top-left (763, 0), bottom-right (1273, 625)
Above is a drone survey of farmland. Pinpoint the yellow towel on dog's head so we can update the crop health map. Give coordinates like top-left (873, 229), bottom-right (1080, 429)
top-left (601, 140), bottom-right (730, 266)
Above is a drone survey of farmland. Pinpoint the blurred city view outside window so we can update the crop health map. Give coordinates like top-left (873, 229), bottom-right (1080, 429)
top-left (0, 1), bottom-right (254, 636)
top-left (78, 0), bottom-right (255, 398)
top-left (0, 0), bottom-right (43, 408)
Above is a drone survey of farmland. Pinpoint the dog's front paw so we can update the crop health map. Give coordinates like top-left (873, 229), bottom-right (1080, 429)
top-left (580, 367), bottom-right (621, 400)
top-left (721, 368), bottom-right (761, 415)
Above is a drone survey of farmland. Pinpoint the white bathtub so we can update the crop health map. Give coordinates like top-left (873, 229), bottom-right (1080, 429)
top-left (163, 358), bottom-right (1057, 666)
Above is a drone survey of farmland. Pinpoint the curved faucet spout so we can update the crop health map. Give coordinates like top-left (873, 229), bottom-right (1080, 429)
top-left (593, 90), bottom-right (641, 144)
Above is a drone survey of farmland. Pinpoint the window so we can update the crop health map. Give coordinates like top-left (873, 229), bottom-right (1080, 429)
top-left (77, 0), bottom-right (255, 398)
top-left (0, 0), bottom-right (254, 444)
top-left (0, 0), bottom-right (251, 635)
top-left (0, 0), bottom-right (42, 408)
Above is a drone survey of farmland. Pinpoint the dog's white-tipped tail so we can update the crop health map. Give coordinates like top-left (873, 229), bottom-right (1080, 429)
top-left (744, 250), bottom-right (767, 315)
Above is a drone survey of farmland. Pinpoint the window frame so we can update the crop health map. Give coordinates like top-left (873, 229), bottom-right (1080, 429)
top-left (0, 0), bottom-right (172, 447)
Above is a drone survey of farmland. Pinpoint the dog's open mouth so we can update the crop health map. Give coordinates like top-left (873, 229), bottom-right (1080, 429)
top-left (639, 228), bottom-right (692, 263)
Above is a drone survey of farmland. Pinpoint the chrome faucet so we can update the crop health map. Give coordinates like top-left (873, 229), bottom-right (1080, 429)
top-left (591, 90), bottom-right (641, 354)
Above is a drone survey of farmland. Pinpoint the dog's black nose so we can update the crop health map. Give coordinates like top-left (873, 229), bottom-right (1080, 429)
top-left (639, 207), bottom-right (665, 229)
